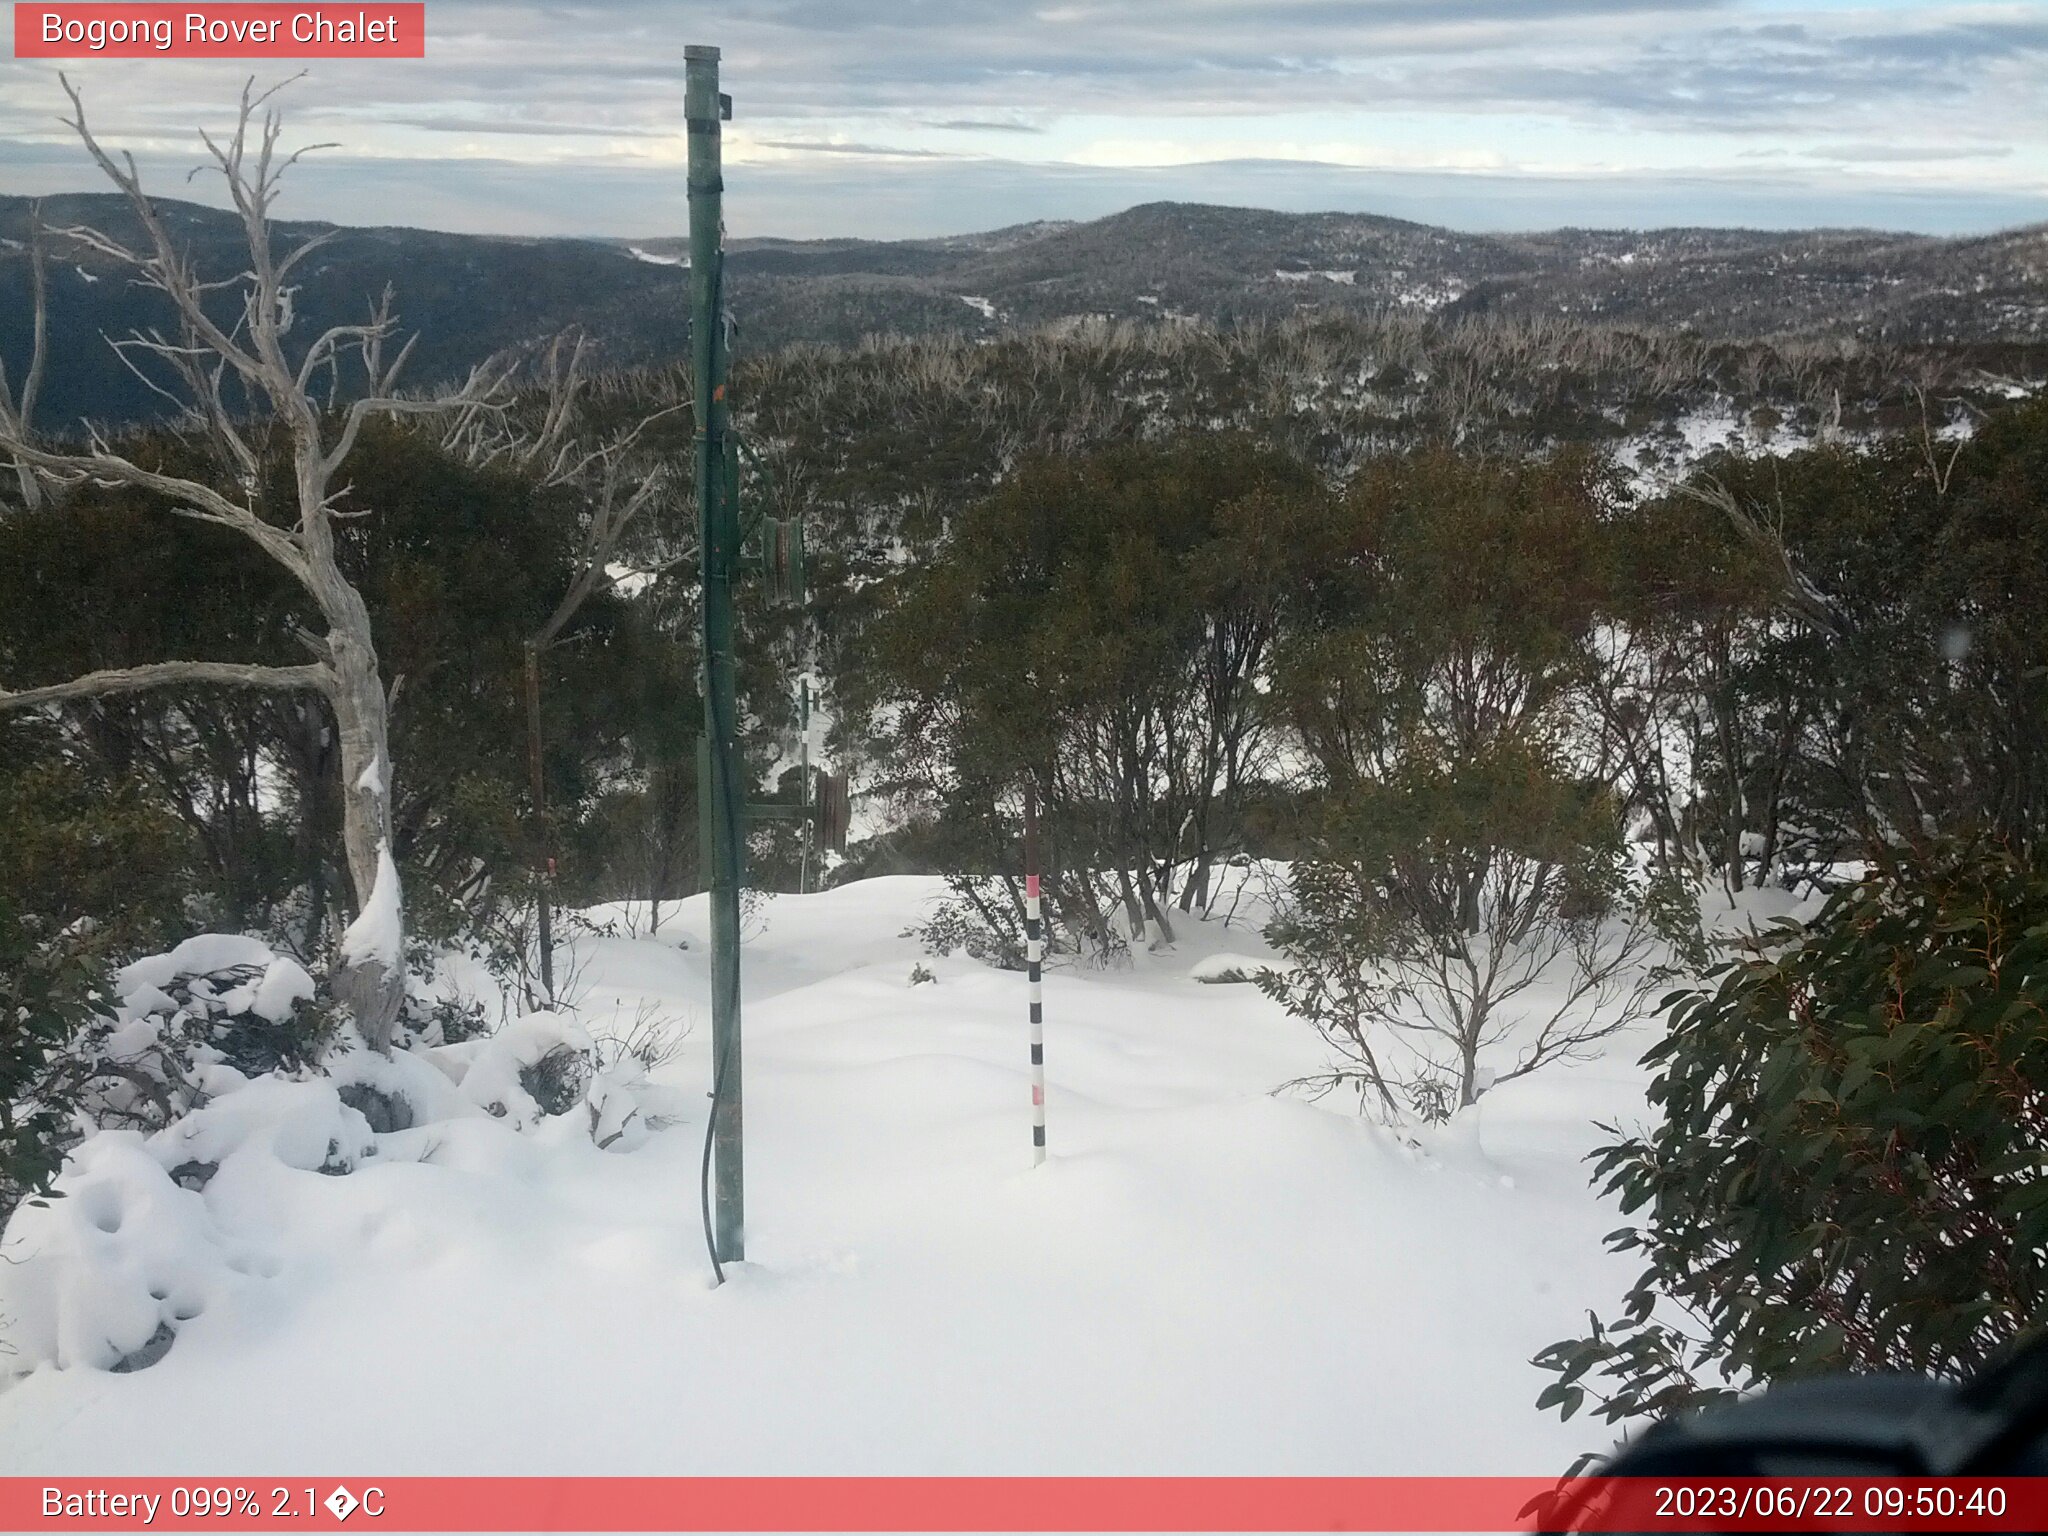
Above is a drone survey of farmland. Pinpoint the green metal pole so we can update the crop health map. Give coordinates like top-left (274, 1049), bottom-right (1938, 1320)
top-left (687, 43), bottom-right (743, 1265)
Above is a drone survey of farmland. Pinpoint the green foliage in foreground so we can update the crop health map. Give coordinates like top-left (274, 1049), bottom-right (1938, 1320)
top-left (1536, 844), bottom-right (2048, 1431)
top-left (0, 900), bottom-right (110, 1227)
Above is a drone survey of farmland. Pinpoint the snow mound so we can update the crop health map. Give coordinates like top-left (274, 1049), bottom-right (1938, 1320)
top-left (448, 1010), bottom-right (596, 1129)
top-left (147, 1077), bottom-right (377, 1180)
top-left (116, 935), bottom-right (277, 1004)
top-left (0, 922), bottom-right (687, 1390)
top-left (326, 1035), bottom-right (482, 1129)
top-left (1188, 952), bottom-right (1280, 985)
top-left (586, 1058), bottom-right (691, 1154)
top-left (0, 1134), bottom-right (243, 1381)
top-left (87, 935), bottom-right (327, 1131)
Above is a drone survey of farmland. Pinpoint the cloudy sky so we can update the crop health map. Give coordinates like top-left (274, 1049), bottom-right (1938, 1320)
top-left (2, 1), bottom-right (2044, 239)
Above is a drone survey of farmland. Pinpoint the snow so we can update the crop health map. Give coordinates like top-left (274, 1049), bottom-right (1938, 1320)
top-left (115, 934), bottom-right (275, 1002)
top-left (450, 1009), bottom-right (595, 1129)
top-left (1272, 268), bottom-right (1357, 285)
top-left (626, 246), bottom-right (687, 267)
top-left (354, 753), bottom-right (385, 797)
top-left (0, 1134), bottom-right (248, 1377)
top-left (325, 1033), bottom-right (481, 1127)
top-left (147, 1077), bottom-right (378, 1179)
top-left (1187, 950), bottom-right (1280, 984)
top-left (1394, 280), bottom-right (1465, 309)
top-left (0, 875), bottom-right (1656, 1474)
top-left (604, 559), bottom-right (659, 598)
top-left (1611, 398), bottom-right (1813, 496)
top-left (958, 295), bottom-right (998, 320)
top-left (248, 957), bottom-right (316, 1024)
top-left (337, 842), bottom-right (402, 971)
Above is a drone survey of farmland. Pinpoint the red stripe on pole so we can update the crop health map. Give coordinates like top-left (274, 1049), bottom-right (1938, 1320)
top-left (5, 1478), bottom-right (2046, 1532)
top-left (13, 6), bottom-right (427, 58)
top-left (1026, 874), bottom-right (1040, 900)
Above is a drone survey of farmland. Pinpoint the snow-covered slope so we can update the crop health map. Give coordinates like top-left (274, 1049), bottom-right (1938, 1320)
top-left (0, 876), bottom-right (1654, 1475)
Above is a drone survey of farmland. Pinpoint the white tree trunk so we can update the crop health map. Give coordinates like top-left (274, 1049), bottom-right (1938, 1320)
top-left (328, 603), bottom-right (405, 1050)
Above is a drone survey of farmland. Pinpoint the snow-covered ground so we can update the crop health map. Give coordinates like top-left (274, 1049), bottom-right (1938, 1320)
top-left (0, 876), bottom-right (1659, 1476)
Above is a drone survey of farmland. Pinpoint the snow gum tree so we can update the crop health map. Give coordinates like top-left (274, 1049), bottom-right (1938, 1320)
top-left (855, 435), bottom-right (1326, 959)
top-left (0, 78), bottom-right (511, 1051)
top-left (1262, 446), bottom-right (1662, 1117)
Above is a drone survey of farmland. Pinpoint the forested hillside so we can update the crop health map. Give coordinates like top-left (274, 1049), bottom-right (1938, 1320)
top-left (5, 193), bottom-right (2043, 425)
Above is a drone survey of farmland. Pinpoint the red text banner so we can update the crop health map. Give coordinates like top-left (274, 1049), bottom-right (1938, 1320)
top-left (3, 1477), bottom-right (2048, 1532)
top-left (13, 5), bottom-right (425, 58)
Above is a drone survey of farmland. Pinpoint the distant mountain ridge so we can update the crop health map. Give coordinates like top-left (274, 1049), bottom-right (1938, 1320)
top-left (2, 195), bottom-right (2041, 426)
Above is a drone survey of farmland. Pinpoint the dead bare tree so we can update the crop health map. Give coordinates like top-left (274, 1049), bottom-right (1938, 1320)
top-left (0, 76), bottom-right (513, 1051)
top-left (0, 200), bottom-right (50, 510)
top-left (442, 330), bottom-right (691, 999)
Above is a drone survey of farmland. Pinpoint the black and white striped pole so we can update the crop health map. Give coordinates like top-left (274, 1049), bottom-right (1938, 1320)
top-left (1025, 784), bottom-right (1046, 1166)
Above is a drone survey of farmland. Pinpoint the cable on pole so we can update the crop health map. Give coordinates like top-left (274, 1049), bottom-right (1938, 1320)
top-left (1025, 784), bottom-right (1046, 1166)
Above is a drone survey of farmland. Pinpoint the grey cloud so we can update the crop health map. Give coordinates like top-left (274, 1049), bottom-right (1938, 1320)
top-left (924, 118), bottom-right (1043, 133)
top-left (388, 117), bottom-right (666, 137)
top-left (5, 4), bottom-right (2030, 137)
top-left (754, 139), bottom-right (967, 158)
top-left (1809, 144), bottom-right (2014, 165)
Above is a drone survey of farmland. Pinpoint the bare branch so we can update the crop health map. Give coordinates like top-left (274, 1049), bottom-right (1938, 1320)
top-left (321, 350), bottom-right (515, 479)
top-left (54, 76), bottom-right (273, 399)
top-left (1678, 476), bottom-right (1840, 637)
top-left (0, 660), bottom-right (332, 712)
top-left (0, 434), bottom-right (308, 579)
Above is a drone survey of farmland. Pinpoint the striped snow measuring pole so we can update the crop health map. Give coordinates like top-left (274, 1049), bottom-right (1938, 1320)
top-left (1025, 785), bottom-right (1046, 1165)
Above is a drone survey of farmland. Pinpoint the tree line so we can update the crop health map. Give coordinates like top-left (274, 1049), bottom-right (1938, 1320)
top-left (846, 403), bottom-right (2048, 1116)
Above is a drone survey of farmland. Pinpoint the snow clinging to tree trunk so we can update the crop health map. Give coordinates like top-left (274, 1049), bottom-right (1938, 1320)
top-left (339, 841), bottom-right (402, 972)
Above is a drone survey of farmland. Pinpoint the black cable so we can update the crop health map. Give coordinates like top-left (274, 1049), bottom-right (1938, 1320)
top-left (698, 991), bottom-right (733, 1287)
